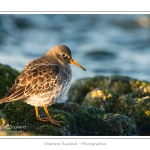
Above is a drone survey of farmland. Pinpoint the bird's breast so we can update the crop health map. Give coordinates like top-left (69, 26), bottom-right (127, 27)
top-left (24, 66), bottom-right (72, 107)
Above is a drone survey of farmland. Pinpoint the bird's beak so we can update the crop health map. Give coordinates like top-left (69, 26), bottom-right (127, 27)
top-left (70, 58), bottom-right (86, 71)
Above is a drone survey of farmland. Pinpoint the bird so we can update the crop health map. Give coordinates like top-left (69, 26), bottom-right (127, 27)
top-left (0, 45), bottom-right (86, 126)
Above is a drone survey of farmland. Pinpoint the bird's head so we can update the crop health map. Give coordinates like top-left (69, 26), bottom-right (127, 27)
top-left (46, 45), bottom-right (86, 71)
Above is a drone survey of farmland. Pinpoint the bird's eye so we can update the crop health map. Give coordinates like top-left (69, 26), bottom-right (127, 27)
top-left (62, 54), bottom-right (65, 57)
top-left (62, 54), bottom-right (68, 59)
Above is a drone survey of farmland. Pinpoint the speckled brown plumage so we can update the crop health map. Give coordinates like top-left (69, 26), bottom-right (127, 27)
top-left (0, 45), bottom-right (86, 125)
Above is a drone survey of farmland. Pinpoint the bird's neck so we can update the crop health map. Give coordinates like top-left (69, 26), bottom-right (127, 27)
top-left (44, 55), bottom-right (68, 69)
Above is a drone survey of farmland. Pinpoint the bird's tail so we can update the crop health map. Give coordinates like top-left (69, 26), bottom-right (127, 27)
top-left (0, 97), bottom-right (10, 104)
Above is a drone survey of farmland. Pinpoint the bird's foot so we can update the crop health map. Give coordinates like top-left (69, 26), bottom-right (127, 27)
top-left (36, 116), bottom-right (63, 126)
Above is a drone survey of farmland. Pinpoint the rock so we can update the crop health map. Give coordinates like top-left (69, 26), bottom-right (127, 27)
top-left (3, 101), bottom-right (138, 136)
top-left (0, 110), bottom-right (10, 135)
top-left (68, 75), bottom-right (150, 135)
top-left (0, 63), bottom-right (20, 109)
top-left (82, 88), bottom-right (118, 112)
top-left (67, 75), bottom-right (149, 104)
top-left (67, 76), bottom-right (109, 104)
top-left (0, 63), bottom-right (149, 135)
top-left (115, 95), bottom-right (150, 135)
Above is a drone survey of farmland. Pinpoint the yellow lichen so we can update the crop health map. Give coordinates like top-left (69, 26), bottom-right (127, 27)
top-left (144, 110), bottom-right (150, 116)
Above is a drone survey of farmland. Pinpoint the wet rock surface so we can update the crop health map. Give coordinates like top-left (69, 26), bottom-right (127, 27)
top-left (0, 63), bottom-right (149, 135)
top-left (68, 76), bottom-right (150, 135)
top-left (2, 102), bottom-right (138, 136)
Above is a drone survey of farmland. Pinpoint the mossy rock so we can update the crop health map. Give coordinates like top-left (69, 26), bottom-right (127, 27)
top-left (82, 88), bottom-right (119, 112)
top-left (114, 95), bottom-right (150, 135)
top-left (68, 75), bottom-right (150, 135)
top-left (115, 95), bottom-right (150, 117)
top-left (0, 63), bottom-right (20, 109)
top-left (67, 75), bottom-right (149, 104)
top-left (2, 101), bottom-right (138, 136)
top-left (102, 113), bottom-right (137, 136)
top-left (0, 110), bottom-right (12, 136)
top-left (67, 76), bottom-right (109, 104)
top-left (0, 63), bottom-right (148, 136)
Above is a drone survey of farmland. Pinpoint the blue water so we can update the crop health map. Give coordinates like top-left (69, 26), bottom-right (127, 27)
top-left (0, 14), bottom-right (150, 84)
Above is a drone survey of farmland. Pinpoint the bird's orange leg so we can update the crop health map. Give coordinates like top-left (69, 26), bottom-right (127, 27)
top-left (35, 106), bottom-right (63, 126)
top-left (43, 105), bottom-right (63, 126)
top-left (35, 106), bottom-right (48, 121)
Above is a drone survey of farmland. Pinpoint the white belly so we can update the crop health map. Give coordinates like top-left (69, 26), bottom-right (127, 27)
top-left (24, 78), bottom-right (71, 107)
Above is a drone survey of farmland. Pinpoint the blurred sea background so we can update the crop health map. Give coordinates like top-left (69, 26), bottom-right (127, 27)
top-left (0, 14), bottom-right (150, 83)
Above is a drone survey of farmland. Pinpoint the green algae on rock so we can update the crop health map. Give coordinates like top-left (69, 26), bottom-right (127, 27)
top-left (3, 101), bottom-right (138, 136)
top-left (82, 88), bottom-right (119, 112)
top-left (114, 95), bottom-right (150, 135)
top-left (0, 63), bottom-right (149, 136)
top-left (0, 109), bottom-right (11, 136)
top-left (103, 113), bottom-right (137, 136)
top-left (68, 75), bottom-right (150, 135)
top-left (67, 75), bottom-right (149, 104)
top-left (3, 101), bottom-right (70, 136)
top-left (0, 63), bottom-right (20, 99)
top-left (115, 95), bottom-right (150, 117)
top-left (0, 63), bottom-right (20, 109)
top-left (67, 76), bottom-right (109, 104)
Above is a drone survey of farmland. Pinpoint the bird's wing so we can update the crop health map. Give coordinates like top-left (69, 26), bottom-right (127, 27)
top-left (2, 64), bottom-right (60, 102)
